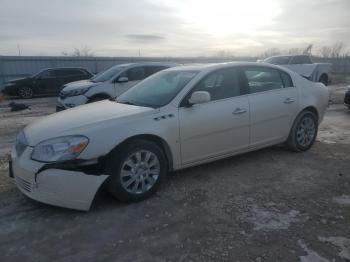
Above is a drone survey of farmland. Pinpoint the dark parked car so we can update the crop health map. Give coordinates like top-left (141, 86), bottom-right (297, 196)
top-left (344, 88), bottom-right (350, 109)
top-left (1, 68), bottom-right (93, 98)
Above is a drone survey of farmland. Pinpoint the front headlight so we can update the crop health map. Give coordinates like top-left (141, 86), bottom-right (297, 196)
top-left (65, 87), bottom-right (92, 97)
top-left (15, 131), bottom-right (29, 157)
top-left (31, 135), bottom-right (89, 162)
top-left (5, 83), bottom-right (15, 87)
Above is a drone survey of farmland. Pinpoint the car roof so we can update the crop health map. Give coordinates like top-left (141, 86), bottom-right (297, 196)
top-left (266, 54), bottom-right (310, 59)
top-left (165, 62), bottom-right (289, 73)
top-left (43, 67), bottom-right (90, 71)
top-left (115, 62), bottom-right (178, 68)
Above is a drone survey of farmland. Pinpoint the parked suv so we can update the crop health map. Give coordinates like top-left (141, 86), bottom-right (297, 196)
top-left (56, 62), bottom-right (177, 111)
top-left (1, 68), bottom-right (93, 99)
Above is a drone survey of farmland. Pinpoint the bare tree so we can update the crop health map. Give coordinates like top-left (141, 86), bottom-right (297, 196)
top-left (62, 46), bottom-right (95, 57)
top-left (261, 48), bottom-right (281, 58)
top-left (320, 46), bottom-right (332, 58)
top-left (320, 42), bottom-right (347, 58)
top-left (330, 42), bottom-right (345, 58)
top-left (214, 50), bottom-right (236, 58)
top-left (287, 48), bottom-right (303, 55)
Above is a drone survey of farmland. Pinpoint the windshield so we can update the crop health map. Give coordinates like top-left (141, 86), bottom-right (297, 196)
top-left (117, 70), bottom-right (199, 108)
top-left (31, 70), bottom-right (45, 78)
top-left (264, 56), bottom-right (291, 65)
top-left (91, 65), bottom-right (124, 82)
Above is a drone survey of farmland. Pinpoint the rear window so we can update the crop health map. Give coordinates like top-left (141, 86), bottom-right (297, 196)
top-left (264, 56), bottom-right (291, 65)
top-left (290, 56), bottom-right (312, 64)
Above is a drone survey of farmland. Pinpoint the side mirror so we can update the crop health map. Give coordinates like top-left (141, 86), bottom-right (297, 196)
top-left (188, 91), bottom-right (211, 105)
top-left (117, 76), bottom-right (129, 83)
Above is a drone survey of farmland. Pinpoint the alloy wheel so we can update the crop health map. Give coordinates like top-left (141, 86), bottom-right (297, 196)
top-left (120, 150), bottom-right (160, 194)
top-left (18, 87), bottom-right (33, 99)
top-left (296, 116), bottom-right (316, 147)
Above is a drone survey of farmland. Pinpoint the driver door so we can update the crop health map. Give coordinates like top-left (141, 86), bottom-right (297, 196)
top-left (34, 69), bottom-right (59, 94)
top-left (179, 67), bottom-right (250, 165)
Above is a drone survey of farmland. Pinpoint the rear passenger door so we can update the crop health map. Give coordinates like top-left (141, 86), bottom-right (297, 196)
top-left (34, 69), bottom-right (59, 94)
top-left (242, 66), bottom-right (298, 147)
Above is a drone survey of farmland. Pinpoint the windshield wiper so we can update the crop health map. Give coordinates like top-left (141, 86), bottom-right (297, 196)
top-left (117, 100), bottom-right (137, 106)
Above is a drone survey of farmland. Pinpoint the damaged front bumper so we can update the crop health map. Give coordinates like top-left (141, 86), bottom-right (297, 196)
top-left (10, 147), bottom-right (108, 211)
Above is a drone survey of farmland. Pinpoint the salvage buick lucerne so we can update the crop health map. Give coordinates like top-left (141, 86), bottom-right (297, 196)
top-left (9, 62), bottom-right (329, 211)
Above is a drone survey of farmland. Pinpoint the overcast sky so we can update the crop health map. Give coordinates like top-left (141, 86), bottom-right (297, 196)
top-left (0, 0), bottom-right (349, 57)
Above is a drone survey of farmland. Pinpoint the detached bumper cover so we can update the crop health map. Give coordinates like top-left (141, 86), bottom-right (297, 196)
top-left (11, 148), bottom-right (108, 211)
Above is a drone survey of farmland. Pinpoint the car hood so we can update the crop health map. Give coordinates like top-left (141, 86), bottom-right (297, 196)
top-left (62, 80), bottom-right (98, 92)
top-left (8, 77), bottom-right (31, 84)
top-left (24, 100), bottom-right (154, 146)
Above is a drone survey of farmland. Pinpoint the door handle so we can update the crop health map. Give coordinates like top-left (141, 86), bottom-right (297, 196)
top-left (233, 108), bottom-right (247, 115)
top-left (284, 98), bottom-right (295, 104)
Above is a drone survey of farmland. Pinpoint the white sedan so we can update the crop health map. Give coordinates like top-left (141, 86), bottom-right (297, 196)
top-left (9, 62), bottom-right (329, 211)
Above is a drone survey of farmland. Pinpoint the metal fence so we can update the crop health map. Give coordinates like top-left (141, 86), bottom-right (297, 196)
top-left (0, 55), bottom-right (349, 88)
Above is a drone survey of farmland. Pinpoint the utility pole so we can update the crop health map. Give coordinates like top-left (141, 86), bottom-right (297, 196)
top-left (17, 44), bottom-right (21, 56)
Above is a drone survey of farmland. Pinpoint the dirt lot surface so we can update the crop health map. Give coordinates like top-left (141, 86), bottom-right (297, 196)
top-left (0, 86), bottom-right (349, 262)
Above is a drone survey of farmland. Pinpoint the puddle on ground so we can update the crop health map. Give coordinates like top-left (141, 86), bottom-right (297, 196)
top-left (298, 240), bottom-right (329, 262)
top-left (243, 204), bottom-right (300, 231)
top-left (333, 195), bottom-right (350, 206)
top-left (319, 236), bottom-right (350, 260)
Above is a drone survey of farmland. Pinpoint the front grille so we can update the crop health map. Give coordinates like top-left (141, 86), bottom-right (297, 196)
top-left (15, 176), bottom-right (32, 192)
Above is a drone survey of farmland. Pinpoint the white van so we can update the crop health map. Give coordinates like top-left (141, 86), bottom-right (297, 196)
top-left (56, 62), bottom-right (177, 111)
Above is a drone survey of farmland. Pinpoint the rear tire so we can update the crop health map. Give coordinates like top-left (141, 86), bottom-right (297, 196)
top-left (286, 111), bottom-right (318, 152)
top-left (17, 86), bottom-right (33, 99)
top-left (105, 140), bottom-right (167, 202)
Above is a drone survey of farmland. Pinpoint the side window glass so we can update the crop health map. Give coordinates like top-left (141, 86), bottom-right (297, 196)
top-left (193, 68), bottom-right (241, 101)
top-left (145, 66), bottom-right (167, 77)
top-left (290, 56), bottom-right (305, 64)
top-left (40, 70), bottom-right (55, 79)
top-left (244, 67), bottom-right (284, 94)
top-left (280, 71), bottom-right (294, 87)
top-left (126, 67), bottom-right (145, 81)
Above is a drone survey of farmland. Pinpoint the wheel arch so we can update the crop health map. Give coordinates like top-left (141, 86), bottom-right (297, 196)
top-left (296, 106), bottom-right (319, 125)
top-left (104, 134), bottom-right (174, 171)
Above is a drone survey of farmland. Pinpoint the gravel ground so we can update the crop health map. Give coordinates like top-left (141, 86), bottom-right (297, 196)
top-left (0, 86), bottom-right (349, 262)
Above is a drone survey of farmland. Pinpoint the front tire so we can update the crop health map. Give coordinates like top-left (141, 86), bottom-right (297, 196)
top-left (105, 140), bottom-right (167, 202)
top-left (286, 111), bottom-right (318, 152)
top-left (17, 86), bottom-right (33, 99)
